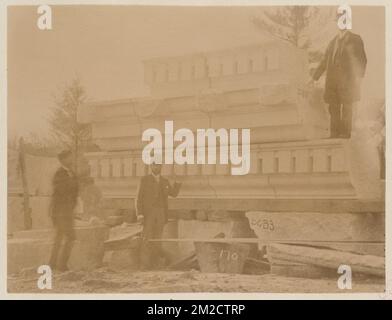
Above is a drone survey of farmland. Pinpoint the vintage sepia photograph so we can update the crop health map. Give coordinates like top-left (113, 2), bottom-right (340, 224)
top-left (4, 2), bottom-right (387, 296)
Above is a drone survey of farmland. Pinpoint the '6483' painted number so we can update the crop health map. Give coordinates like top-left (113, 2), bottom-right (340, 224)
top-left (251, 218), bottom-right (275, 231)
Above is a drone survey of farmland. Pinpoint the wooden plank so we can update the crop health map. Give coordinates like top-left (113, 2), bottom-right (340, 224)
top-left (267, 243), bottom-right (384, 277)
top-left (270, 264), bottom-right (336, 279)
top-left (243, 257), bottom-right (271, 275)
top-left (104, 225), bottom-right (142, 251)
top-left (104, 236), bottom-right (141, 251)
top-left (245, 257), bottom-right (270, 267)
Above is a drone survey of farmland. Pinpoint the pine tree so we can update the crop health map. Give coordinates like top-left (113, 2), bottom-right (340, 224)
top-left (252, 6), bottom-right (333, 63)
top-left (49, 78), bottom-right (91, 173)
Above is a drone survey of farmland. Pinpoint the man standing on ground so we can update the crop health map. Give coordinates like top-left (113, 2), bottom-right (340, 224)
top-left (136, 163), bottom-right (181, 269)
top-left (311, 12), bottom-right (367, 138)
top-left (49, 150), bottom-right (79, 271)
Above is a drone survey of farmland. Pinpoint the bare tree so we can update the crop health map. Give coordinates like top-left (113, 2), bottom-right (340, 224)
top-left (49, 78), bottom-right (91, 173)
top-left (252, 6), bottom-right (333, 63)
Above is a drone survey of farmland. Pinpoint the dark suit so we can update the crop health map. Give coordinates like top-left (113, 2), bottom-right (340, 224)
top-left (313, 31), bottom-right (367, 137)
top-left (136, 174), bottom-right (181, 268)
top-left (49, 166), bottom-right (79, 270)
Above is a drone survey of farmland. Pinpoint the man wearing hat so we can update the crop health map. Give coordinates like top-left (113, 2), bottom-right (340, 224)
top-left (136, 163), bottom-right (181, 269)
top-left (49, 150), bottom-right (79, 271)
top-left (311, 10), bottom-right (367, 138)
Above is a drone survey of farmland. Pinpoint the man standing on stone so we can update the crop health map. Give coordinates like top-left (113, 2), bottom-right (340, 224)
top-left (136, 163), bottom-right (181, 269)
top-left (49, 150), bottom-right (79, 271)
top-left (311, 12), bottom-right (367, 138)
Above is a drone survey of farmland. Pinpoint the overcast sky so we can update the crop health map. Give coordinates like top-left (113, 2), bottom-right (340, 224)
top-left (7, 5), bottom-right (384, 139)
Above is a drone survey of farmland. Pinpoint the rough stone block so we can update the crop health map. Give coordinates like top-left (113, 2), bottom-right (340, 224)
top-left (8, 225), bottom-right (109, 275)
top-left (176, 218), bottom-right (255, 260)
top-left (246, 211), bottom-right (384, 255)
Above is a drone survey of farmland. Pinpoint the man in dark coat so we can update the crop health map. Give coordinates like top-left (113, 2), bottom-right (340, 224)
top-left (312, 25), bottom-right (367, 138)
top-left (48, 150), bottom-right (79, 271)
top-left (136, 163), bottom-right (181, 269)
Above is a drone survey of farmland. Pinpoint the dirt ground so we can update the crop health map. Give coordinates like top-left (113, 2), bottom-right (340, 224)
top-left (7, 267), bottom-right (385, 294)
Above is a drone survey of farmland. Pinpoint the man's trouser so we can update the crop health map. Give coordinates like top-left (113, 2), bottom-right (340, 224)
top-left (140, 207), bottom-right (166, 269)
top-left (49, 216), bottom-right (75, 271)
top-left (328, 102), bottom-right (354, 138)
